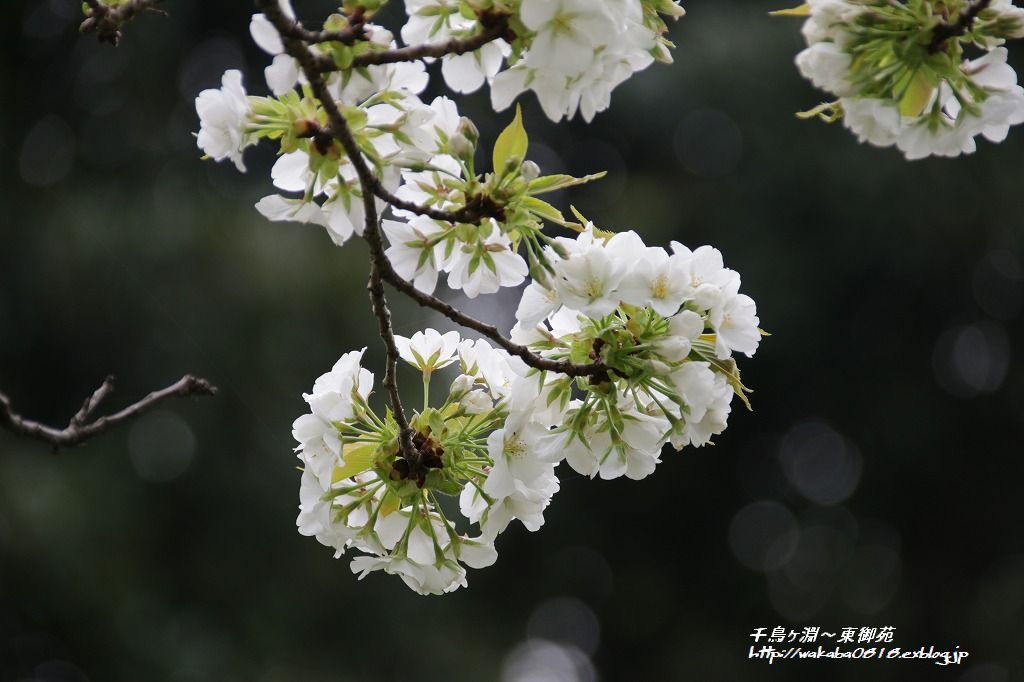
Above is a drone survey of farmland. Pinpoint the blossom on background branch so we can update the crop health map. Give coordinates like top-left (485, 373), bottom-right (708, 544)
top-left (0, 375), bottom-right (217, 449)
top-left (80, 0), bottom-right (167, 45)
top-left (780, 0), bottom-right (1024, 159)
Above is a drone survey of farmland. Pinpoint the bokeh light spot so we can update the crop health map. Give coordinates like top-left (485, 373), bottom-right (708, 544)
top-left (526, 597), bottom-right (600, 656)
top-left (128, 411), bottom-right (196, 483)
top-left (728, 500), bottom-right (799, 572)
top-left (933, 321), bottom-right (1011, 397)
top-left (779, 420), bottom-right (862, 505)
top-left (502, 639), bottom-right (596, 682)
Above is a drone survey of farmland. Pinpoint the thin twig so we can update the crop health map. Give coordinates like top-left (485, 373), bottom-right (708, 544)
top-left (350, 18), bottom-right (510, 68)
top-left (379, 266), bottom-right (608, 379)
top-left (79, 0), bottom-right (166, 45)
top-left (0, 375), bottom-right (217, 449)
top-left (928, 0), bottom-right (992, 53)
top-left (278, 12), bottom-right (367, 45)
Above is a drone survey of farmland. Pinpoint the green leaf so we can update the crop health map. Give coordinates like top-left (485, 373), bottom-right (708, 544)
top-left (378, 489), bottom-right (400, 517)
top-left (521, 196), bottom-right (566, 224)
top-left (898, 69), bottom-right (936, 117)
top-left (332, 443), bottom-right (376, 481)
top-left (528, 172), bottom-right (606, 195)
top-left (492, 104), bottom-right (528, 174)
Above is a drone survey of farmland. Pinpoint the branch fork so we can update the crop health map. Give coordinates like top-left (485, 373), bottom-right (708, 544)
top-left (0, 375), bottom-right (216, 449)
top-left (255, 0), bottom-right (607, 467)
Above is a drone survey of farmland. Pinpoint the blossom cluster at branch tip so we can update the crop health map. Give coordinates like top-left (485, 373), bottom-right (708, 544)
top-left (788, 0), bottom-right (1024, 159)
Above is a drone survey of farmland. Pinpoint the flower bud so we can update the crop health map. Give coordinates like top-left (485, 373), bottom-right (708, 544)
top-left (448, 133), bottom-right (475, 161)
top-left (457, 117), bottom-right (479, 146)
top-left (669, 310), bottom-right (704, 339)
top-left (520, 160), bottom-right (541, 182)
top-left (461, 390), bottom-right (493, 414)
top-left (694, 283), bottom-right (722, 311)
top-left (645, 359), bottom-right (672, 376)
top-left (654, 336), bottom-right (692, 363)
top-left (503, 155), bottom-right (523, 175)
top-left (449, 374), bottom-right (475, 400)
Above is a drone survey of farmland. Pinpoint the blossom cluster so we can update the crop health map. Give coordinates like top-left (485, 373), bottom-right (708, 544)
top-left (403, 0), bottom-right (685, 122)
top-left (293, 228), bottom-right (761, 594)
top-left (194, 0), bottom-right (764, 595)
top-left (791, 0), bottom-right (1024, 159)
top-left (194, 0), bottom-right (675, 290)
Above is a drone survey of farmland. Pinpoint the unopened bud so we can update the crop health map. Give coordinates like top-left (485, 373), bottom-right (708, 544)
top-left (503, 155), bottom-right (523, 175)
top-left (520, 160), bottom-right (541, 182)
top-left (693, 283), bottom-right (722, 311)
top-left (668, 310), bottom-right (704, 339)
top-left (449, 374), bottom-right (475, 400)
top-left (448, 132), bottom-right (475, 160)
top-left (645, 359), bottom-right (672, 376)
top-left (457, 117), bottom-right (479, 146)
top-left (461, 390), bottom-right (493, 414)
top-left (654, 336), bottom-right (692, 363)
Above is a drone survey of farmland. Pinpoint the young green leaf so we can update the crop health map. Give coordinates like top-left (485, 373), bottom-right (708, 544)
top-left (492, 104), bottom-right (529, 174)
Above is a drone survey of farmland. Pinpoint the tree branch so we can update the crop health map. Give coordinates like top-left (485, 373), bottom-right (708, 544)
top-left (379, 266), bottom-right (608, 379)
top-left (258, 0), bottom-right (420, 461)
top-left (350, 17), bottom-right (510, 68)
top-left (928, 0), bottom-right (992, 53)
top-left (0, 375), bottom-right (217, 449)
top-left (79, 0), bottom-right (166, 46)
top-left (277, 13), bottom-right (367, 45)
top-left (256, 0), bottom-right (608, 395)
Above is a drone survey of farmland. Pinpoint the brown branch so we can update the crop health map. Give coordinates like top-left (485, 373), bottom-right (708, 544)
top-left (258, 0), bottom-right (419, 462)
top-left (350, 17), bottom-right (511, 68)
top-left (378, 266), bottom-right (609, 379)
top-left (277, 12), bottom-right (367, 45)
top-left (256, 0), bottom-right (608, 395)
top-left (79, 0), bottom-right (166, 46)
top-left (0, 375), bottom-right (217, 449)
top-left (365, 190), bottom-right (420, 464)
top-left (928, 0), bottom-right (992, 53)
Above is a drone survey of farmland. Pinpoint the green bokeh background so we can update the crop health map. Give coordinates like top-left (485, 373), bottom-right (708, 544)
top-left (2, 1), bottom-right (1023, 680)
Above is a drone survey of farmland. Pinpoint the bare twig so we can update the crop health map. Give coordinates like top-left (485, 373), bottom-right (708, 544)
top-left (928, 0), bottom-right (992, 53)
top-left (0, 375), bottom-right (217, 449)
top-left (79, 0), bottom-right (166, 45)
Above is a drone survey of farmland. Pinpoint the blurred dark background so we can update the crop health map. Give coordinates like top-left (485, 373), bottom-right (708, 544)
top-left (2, 1), bottom-right (1023, 680)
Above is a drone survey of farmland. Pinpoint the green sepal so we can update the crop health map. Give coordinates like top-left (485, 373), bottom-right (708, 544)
top-left (331, 443), bottom-right (377, 481)
top-left (769, 3), bottom-right (810, 17)
top-left (527, 172), bottom-right (606, 195)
